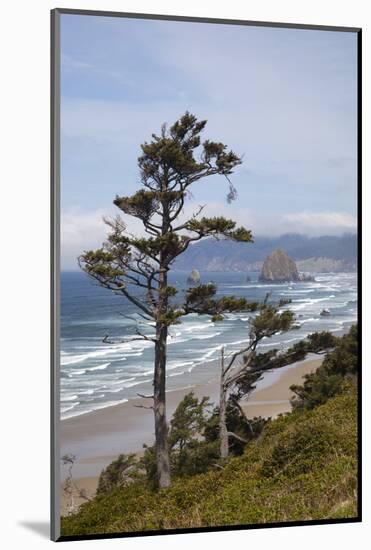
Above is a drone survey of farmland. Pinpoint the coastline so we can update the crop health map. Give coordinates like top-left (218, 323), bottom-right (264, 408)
top-left (60, 356), bottom-right (322, 512)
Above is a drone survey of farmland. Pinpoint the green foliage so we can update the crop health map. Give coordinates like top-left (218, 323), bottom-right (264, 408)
top-left (114, 190), bottom-right (160, 221)
top-left (61, 386), bottom-right (357, 535)
top-left (169, 393), bottom-right (220, 478)
top-left (139, 113), bottom-right (207, 184)
top-left (230, 227), bottom-right (253, 242)
top-left (80, 248), bottom-right (126, 279)
top-left (185, 217), bottom-right (253, 242)
top-left (233, 324), bottom-right (352, 404)
top-left (169, 392), bottom-right (211, 449)
top-left (251, 305), bottom-right (295, 339)
top-left (158, 308), bottom-right (183, 326)
top-left (185, 283), bottom-right (259, 320)
top-left (186, 216), bottom-right (236, 234)
top-left (204, 401), bottom-right (267, 456)
top-left (290, 371), bottom-right (345, 411)
top-left (83, 393), bottom-right (268, 500)
top-left (97, 454), bottom-right (140, 496)
top-left (138, 111), bottom-right (241, 197)
top-left (140, 444), bottom-right (158, 491)
top-left (202, 139), bottom-right (242, 175)
top-left (115, 391), bottom-right (264, 491)
top-left (211, 313), bottom-right (224, 322)
top-left (228, 303), bottom-right (298, 401)
top-left (322, 324), bottom-right (358, 376)
top-left (185, 283), bottom-right (217, 307)
top-left (290, 325), bottom-right (358, 410)
top-left (305, 330), bottom-right (338, 352)
top-left (142, 393), bottom-right (220, 486)
top-left (165, 286), bottom-right (178, 297)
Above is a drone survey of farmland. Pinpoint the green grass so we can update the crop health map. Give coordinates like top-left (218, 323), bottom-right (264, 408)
top-left (61, 384), bottom-right (358, 536)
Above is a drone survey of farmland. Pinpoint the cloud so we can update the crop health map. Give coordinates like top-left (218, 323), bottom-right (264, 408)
top-left (282, 211), bottom-right (357, 235)
top-left (61, 204), bottom-right (356, 270)
top-left (61, 208), bottom-right (108, 270)
top-left (60, 23), bottom-right (356, 174)
top-left (61, 53), bottom-right (93, 71)
top-left (61, 206), bottom-right (156, 270)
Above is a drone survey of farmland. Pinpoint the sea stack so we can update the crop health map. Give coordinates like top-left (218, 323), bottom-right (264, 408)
top-left (187, 269), bottom-right (201, 285)
top-left (259, 249), bottom-right (315, 283)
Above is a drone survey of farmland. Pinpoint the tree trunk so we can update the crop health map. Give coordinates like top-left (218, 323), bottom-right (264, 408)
top-left (219, 347), bottom-right (229, 459)
top-left (153, 322), bottom-right (171, 488)
top-left (152, 191), bottom-right (172, 489)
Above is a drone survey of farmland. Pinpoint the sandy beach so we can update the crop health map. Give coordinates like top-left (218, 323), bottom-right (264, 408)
top-left (60, 356), bottom-right (322, 512)
top-left (240, 357), bottom-right (322, 416)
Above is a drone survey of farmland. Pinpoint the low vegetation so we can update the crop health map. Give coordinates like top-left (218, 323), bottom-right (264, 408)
top-left (61, 326), bottom-right (358, 536)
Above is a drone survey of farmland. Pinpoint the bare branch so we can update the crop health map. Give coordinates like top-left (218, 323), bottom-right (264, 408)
top-left (118, 311), bottom-right (154, 324)
top-left (172, 203), bottom-right (206, 231)
top-left (224, 342), bottom-right (256, 380)
top-left (212, 463), bottom-right (225, 470)
top-left (227, 431), bottom-right (249, 444)
top-left (134, 328), bottom-right (157, 343)
top-left (80, 265), bottom-right (155, 319)
top-left (102, 331), bottom-right (156, 345)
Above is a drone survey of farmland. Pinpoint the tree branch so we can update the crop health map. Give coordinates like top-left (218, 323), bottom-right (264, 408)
top-left (172, 204), bottom-right (206, 231)
top-left (227, 431), bottom-right (249, 444)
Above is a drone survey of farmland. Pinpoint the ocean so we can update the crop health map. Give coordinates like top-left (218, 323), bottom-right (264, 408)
top-left (60, 271), bottom-right (357, 420)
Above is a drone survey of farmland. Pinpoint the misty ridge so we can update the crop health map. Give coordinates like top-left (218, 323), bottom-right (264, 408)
top-left (174, 233), bottom-right (357, 272)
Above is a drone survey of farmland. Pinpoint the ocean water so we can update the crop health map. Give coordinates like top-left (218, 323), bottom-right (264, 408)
top-left (60, 271), bottom-right (357, 420)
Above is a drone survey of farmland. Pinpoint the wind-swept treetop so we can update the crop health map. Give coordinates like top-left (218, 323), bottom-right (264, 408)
top-left (79, 112), bottom-right (254, 325)
top-left (136, 112), bottom-right (241, 195)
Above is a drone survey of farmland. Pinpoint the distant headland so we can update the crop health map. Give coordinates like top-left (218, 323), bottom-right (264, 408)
top-left (174, 233), bottom-right (357, 273)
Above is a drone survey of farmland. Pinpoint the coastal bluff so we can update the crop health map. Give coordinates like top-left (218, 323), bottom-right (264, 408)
top-left (259, 249), bottom-right (314, 283)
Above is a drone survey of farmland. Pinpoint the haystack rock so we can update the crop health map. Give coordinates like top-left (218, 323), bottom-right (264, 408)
top-left (259, 249), bottom-right (315, 283)
top-left (187, 269), bottom-right (201, 285)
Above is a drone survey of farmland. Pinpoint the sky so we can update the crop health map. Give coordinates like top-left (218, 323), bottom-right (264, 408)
top-left (60, 14), bottom-right (358, 270)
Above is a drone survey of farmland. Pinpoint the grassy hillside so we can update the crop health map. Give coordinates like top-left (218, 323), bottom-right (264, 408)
top-left (61, 383), bottom-right (357, 536)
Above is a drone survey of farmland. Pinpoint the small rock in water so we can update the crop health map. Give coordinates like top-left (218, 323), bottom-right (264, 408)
top-left (187, 269), bottom-right (201, 285)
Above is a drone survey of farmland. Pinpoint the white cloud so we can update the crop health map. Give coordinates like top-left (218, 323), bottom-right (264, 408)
top-left (61, 204), bottom-right (356, 270)
top-left (60, 201), bottom-right (256, 270)
top-left (61, 208), bottom-right (110, 270)
top-left (60, 18), bottom-right (357, 246)
top-left (282, 211), bottom-right (357, 235)
top-left (61, 206), bottom-right (155, 270)
top-left (61, 53), bottom-right (93, 70)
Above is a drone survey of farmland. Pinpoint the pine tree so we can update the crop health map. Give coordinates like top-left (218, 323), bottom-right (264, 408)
top-left (79, 112), bottom-right (255, 488)
top-left (218, 300), bottom-right (296, 458)
top-left (221, 321), bottom-right (340, 457)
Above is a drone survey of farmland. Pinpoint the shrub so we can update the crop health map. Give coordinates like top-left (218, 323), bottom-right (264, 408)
top-left (61, 385), bottom-right (357, 536)
top-left (97, 454), bottom-right (141, 496)
top-left (290, 325), bottom-right (358, 410)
